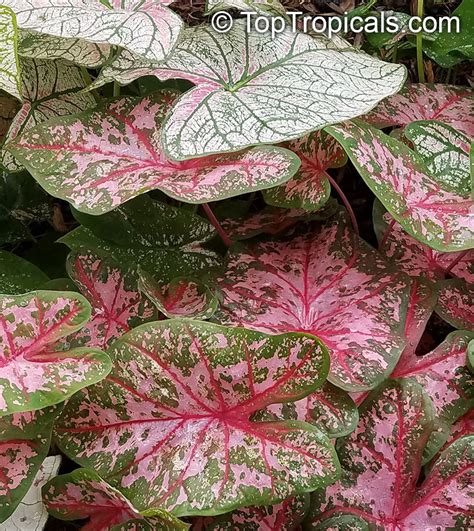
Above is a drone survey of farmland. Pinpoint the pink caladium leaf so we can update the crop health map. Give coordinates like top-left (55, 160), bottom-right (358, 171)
top-left (216, 213), bottom-right (410, 391)
top-left (263, 131), bottom-right (346, 211)
top-left (0, 405), bottom-right (60, 522)
top-left (66, 250), bottom-right (158, 350)
top-left (55, 320), bottom-right (340, 516)
top-left (0, 291), bottom-right (111, 415)
top-left (138, 270), bottom-right (217, 320)
top-left (307, 379), bottom-right (474, 529)
top-left (42, 468), bottom-right (188, 530)
top-left (374, 202), bottom-right (474, 282)
top-left (436, 279), bottom-right (474, 331)
top-left (365, 83), bottom-right (474, 136)
top-left (8, 91), bottom-right (301, 215)
top-left (437, 410), bottom-right (474, 455)
top-left (327, 120), bottom-right (474, 251)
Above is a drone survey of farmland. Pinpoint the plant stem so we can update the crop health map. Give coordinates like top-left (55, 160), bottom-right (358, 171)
top-left (113, 81), bottom-right (120, 97)
top-left (80, 67), bottom-right (100, 104)
top-left (325, 172), bottom-right (359, 236)
top-left (416, 0), bottom-right (425, 82)
top-left (379, 218), bottom-right (396, 251)
top-left (202, 204), bottom-right (233, 248)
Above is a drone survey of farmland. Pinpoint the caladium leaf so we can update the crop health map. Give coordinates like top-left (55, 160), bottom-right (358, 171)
top-left (3, 0), bottom-right (183, 63)
top-left (327, 120), bottom-right (474, 251)
top-left (1, 58), bottom-right (95, 172)
top-left (216, 213), bottom-right (410, 391)
top-left (263, 131), bottom-right (346, 211)
top-left (365, 83), bottom-right (474, 137)
top-left (145, 20), bottom-right (407, 159)
top-left (139, 270), bottom-right (217, 320)
top-left (0, 7), bottom-right (21, 101)
top-left (0, 406), bottom-right (60, 523)
top-left (42, 468), bottom-right (188, 530)
top-left (9, 91), bottom-right (301, 215)
top-left (436, 279), bottom-right (474, 331)
top-left (55, 320), bottom-right (339, 516)
top-left (0, 291), bottom-right (111, 415)
top-left (60, 196), bottom-right (221, 280)
top-left (307, 379), bottom-right (474, 529)
top-left (66, 250), bottom-right (158, 350)
top-left (404, 120), bottom-right (471, 195)
top-left (0, 251), bottom-right (49, 294)
top-left (18, 31), bottom-right (112, 68)
top-left (437, 410), bottom-right (474, 455)
top-left (374, 203), bottom-right (474, 282)
top-left (205, 0), bottom-right (287, 17)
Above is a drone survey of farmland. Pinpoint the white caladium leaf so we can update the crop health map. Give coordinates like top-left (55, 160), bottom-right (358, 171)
top-left (0, 7), bottom-right (21, 101)
top-left (328, 120), bottom-right (474, 251)
top-left (365, 83), bottom-right (474, 137)
top-left (0, 406), bottom-right (60, 523)
top-left (374, 203), bottom-right (474, 282)
top-left (307, 379), bottom-right (474, 529)
top-left (263, 131), bottom-right (346, 211)
top-left (1, 58), bottom-right (95, 172)
top-left (139, 270), bottom-right (218, 320)
top-left (9, 91), bottom-right (300, 215)
top-left (0, 291), bottom-right (111, 415)
top-left (3, 0), bottom-right (183, 63)
top-left (216, 212), bottom-right (410, 391)
top-left (436, 279), bottom-right (474, 331)
top-left (404, 120), bottom-right (471, 194)
top-left (141, 21), bottom-right (408, 159)
top-left (0, 251), bottom-right (49, 295)
top-left (205, 0), bottom-right (287, 16)
top-left (18, 31), bottom-right (112, 68)
top-left (55, 320), bottom-right (339, 516)
top-left (66, 250), bottom-right (158, 350)
top-left (42, 468), bottom-right (188, 530)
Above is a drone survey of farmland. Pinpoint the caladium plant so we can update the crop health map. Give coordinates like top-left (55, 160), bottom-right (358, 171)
top-left (55, 320), bottom-right (340, 516)
top-left (436, 279), bottom-right (474, 331)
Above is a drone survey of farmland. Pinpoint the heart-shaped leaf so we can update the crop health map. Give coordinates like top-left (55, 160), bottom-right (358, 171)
top-left (42, 468), bottom-right (188, 530)
top-left (60, 196), bottom-right (221, 279)
top-left (3, 0), bottom-right (183, 63)
top-left (66, 250), bottom-right (158, 350)
top-left (0, 291), bottom-right (111, 415)
top-left (307, 379), bottom-right (473, 529)
top-left (1, 58), bottom-right (95, 172)
top-left (216, 213), bottom-right (410, 391)
top-left (365, 83), bottom-right (474, 137)
top-left (0, 7), bottom-right (21, 100)
top-left (0, 251), bottom-right (49, 294)
top-left (148, 21), bottom-right (406, 159)
top-left (263, 131), bottom-right (346, 211)
top-left (436, 279), bottom-right (474, 331)
top-left (9, 91), bottom-right (301, 215)
top-left (55, 320), bottom-right (339, 516)
top-left (0, 405), bottom-right (60, 522)
top-left (139, 270), bottom-right (218, 320)
top-left (327, 120), bottom-right (474, 251)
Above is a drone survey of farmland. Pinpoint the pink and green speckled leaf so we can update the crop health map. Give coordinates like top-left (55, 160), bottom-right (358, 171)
top-left (216, 213), bottom-right (410, 391)
top-left (365, 83), bottom-right (474, 137)
top-left (66, 250), bottom-right (158, 350)
top-left (436, 279), bottom-right (474, 331)
top-left (8, 91), bottom-right (301, 215)
top-left (263, 131), bottom-right (346, 211)
top-left (42, 468), bottom-right (188, 531)
top-left (138, 270), bottom-right (217, 320)
top-left (327, 120), bottom-right (474, 251)
top-left (0, 405), bottom-right (60, 522)
top-left (55, 320), bottom-right (340, 516)
top-left (0, 291), bottom-right (111, 415)
top-left (437, 410), bottom-right (474, 455)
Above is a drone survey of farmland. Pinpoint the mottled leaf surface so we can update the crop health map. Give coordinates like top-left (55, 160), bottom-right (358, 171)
top-left (0, 291), bottom-right (111, 415)
top-left (43, 468), bottom-right (187, 530)
top-left (55, 320), bottom-right (339, 516)
top-left (0, 7), bottom-right (21, 100)
top-left (365, 83), bottom-right (474, 137)
top-left (0, 251), bottom-right (49, 295)
top-left (328, 120), bottom-right (474, 251)
top-left (9, 92), bottom-right (300, 214)
top-left (216, 214), bottom-right (410, 391)
top-left (263, 131), bottom-right (346, 211)
top-left (436, 279), bottom-right (474, 331)
top-left (0, 406), bottom-right (59, 522)
top-left (205, 0), bottom-right (287, 16)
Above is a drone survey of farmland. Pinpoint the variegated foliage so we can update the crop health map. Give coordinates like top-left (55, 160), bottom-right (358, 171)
top-left (436, 279), bottom-right (474, 331)
top-left (0, 6), bottom-right (21, 101)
